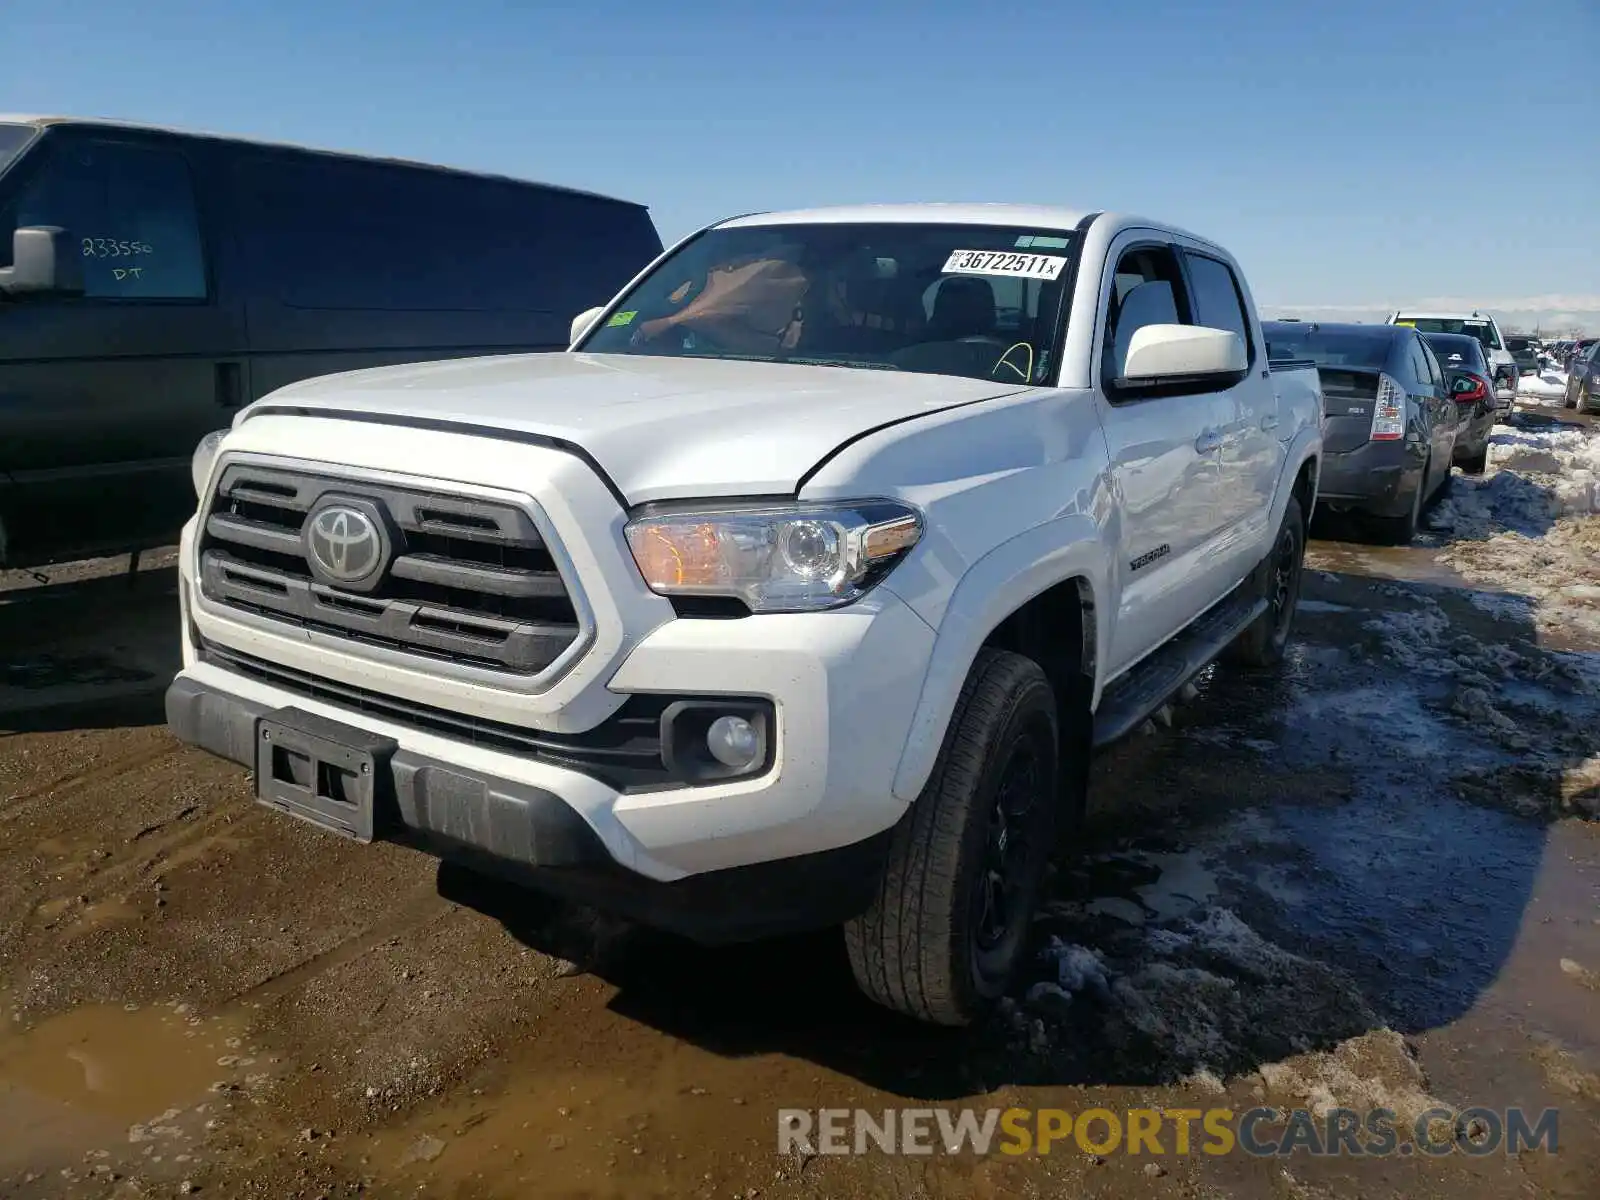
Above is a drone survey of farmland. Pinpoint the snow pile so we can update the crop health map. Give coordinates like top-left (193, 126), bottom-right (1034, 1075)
top-left (1427, 419), bottom-right (1600, 640)
top-left (1517, 366), bottom-right (1569, 401)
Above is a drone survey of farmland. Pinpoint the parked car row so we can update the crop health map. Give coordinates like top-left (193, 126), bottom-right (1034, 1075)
top-left (1566, 338), bottom-right (1600, 413)
top-left (1263, 318), bottom-right (1503, 543)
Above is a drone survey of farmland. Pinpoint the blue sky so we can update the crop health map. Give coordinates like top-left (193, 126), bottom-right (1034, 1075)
top-left (6, 0), bottom-right (1598, 330)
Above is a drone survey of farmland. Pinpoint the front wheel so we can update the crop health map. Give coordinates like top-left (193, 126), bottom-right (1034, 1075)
top-left (1225, 494), bottom-right (1306, 669)
top-left (845, 649), bottom-right (1060, 1026)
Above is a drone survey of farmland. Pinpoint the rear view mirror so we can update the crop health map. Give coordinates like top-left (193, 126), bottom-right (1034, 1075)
top-left (570, 306), bottom-right (606, 347)
top-left (1121, 324), bottom-right (1247, 382)
top-left (0, 226), bottom-right (85, 297)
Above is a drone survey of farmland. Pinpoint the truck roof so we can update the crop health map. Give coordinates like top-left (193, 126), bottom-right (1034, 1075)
top-left (718, 203), bottom-right (1095, 230)
top-left (715, 204), bottom-right (1229, 254)
top-left (0, 113), bottom-right (647, 209)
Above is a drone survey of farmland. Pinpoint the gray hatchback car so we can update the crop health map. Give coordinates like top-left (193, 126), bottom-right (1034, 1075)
top-left (1264, 321), bottom-right (1460, 544)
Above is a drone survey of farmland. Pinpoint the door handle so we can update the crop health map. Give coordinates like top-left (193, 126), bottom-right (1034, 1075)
top-left (1194, 430), bottom-right (1223, 454)
top-left (215, 361), bottom-right (243, 409)
top-left (1260, 413), bottom-right (1280, 431)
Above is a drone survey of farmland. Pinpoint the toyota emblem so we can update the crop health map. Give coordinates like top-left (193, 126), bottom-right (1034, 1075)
top-left (306, 505), bottom-right (385, 584)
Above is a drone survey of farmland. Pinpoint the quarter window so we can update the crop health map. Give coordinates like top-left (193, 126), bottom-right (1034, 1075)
top-left (1406, 337), bottom-right (1433, 388)
top-left (0, 138), bottom-right (207, 299)
top-left (1419, 339), bottom-right (1443, 389)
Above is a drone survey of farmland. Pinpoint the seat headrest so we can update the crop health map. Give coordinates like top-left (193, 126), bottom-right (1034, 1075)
top-left (929, 276), bottom-right (996, 339)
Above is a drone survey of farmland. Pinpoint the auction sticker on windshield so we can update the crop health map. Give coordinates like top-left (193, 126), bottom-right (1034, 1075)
top-left (942, 250), bottom-right (1066, 280)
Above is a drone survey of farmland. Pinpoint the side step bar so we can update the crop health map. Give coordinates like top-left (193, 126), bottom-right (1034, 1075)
top-left (1091, 586), bottom-right (1267, 749)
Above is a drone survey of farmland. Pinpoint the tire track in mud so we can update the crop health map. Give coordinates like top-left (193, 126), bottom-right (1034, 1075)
top-left (0, 739), bottom-right (183, 818)
top-left (218, 883), bottom-right (457, 1011)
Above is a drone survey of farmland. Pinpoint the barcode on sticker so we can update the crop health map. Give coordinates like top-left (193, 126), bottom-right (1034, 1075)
top-left (942, 250), bottom-right (1067, 280)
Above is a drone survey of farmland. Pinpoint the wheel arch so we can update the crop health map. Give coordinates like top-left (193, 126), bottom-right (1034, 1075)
top-left (889, 518), bottom-right (1109, 805)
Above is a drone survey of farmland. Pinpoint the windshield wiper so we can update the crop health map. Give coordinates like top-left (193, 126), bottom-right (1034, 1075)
top-left (782, 357), bottom-right (901, 371)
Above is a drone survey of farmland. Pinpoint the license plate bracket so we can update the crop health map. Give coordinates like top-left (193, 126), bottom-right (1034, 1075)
top-left (254, 708), bottom-right (396, 842)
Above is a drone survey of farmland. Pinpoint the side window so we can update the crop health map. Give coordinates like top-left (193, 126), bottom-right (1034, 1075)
top-left (235, 153), bottom-right (651, 319)
top-left (1, 138), bottom-right (206, 299)
top-left (1183, 252), bottom-right (1255, 365)
top-left (1102, 244), bottom-right (1191, 384)
top-left (1419, 339), bottom-right (1444, 390)
top-left (1405, 337), bottom-right (1432, 388)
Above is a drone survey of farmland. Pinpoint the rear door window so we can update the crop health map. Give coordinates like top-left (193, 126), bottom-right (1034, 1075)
top-left (1182, 252), bottom-right (1255, 365)
top-left (0, 137), bottom-right (207, 299)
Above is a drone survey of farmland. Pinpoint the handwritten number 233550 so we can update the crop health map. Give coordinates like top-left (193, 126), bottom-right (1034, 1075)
top-left (82, 238), bottom-right (153, 258)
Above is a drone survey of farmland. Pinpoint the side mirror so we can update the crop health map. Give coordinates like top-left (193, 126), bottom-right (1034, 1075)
top-left (0, 226), bottom-right (85, 296)
top-left (570, 306), bottom-right (606, 347)
top-left (1121, 324), bottom-right (1247, 382)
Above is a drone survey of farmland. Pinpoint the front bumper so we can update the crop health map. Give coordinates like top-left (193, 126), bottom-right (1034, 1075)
top-left (165, 673), bottom-right (896, 943)
top-left (171, 564), bottom-right (935, 937)
top-left (1314, 439), bottom-right (1426, 517)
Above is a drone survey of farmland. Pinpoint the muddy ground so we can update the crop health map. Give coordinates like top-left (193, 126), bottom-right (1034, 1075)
top-left (1, 407), bottom-right (1597, 1199)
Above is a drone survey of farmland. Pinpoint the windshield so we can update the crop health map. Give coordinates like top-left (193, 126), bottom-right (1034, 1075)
top-left (1396, 316), bottom-right (1501, 351)
top-left (577, 222), bottom-right (1079, 384)
top-left (1423, 333), bottom-right (1486, 371)
top-left (0, 124), bottom-right (34, 176)
top-left (1264, 324), bottom-right (1395, 370)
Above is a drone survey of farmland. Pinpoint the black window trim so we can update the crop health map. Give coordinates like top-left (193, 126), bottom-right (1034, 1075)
top-left (0, 126), bottom-right (215, 307)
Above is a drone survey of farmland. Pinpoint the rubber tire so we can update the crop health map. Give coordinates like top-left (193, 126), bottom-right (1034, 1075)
top-left (1372, 461), bottom-right (1427, 545)
top-left (1565, 381), bottom-right (1578, 409)
top-left (1458, 444), bottom-right (1489, 475)
top-left (844, 648), bottom-right (1059, 1026)
top-left (1225, 495), bottom-right (1305, 669)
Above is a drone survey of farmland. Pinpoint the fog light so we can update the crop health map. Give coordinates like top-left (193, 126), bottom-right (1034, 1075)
top-left (706, 714), bottom-right (760, 769)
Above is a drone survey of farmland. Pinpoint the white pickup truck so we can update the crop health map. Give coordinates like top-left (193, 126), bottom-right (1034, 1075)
top-left (168, 204), bottom-right (1322, 1025)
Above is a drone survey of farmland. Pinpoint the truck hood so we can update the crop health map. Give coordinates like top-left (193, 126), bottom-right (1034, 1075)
top-left (246, 352), bottom-right (1027, 504)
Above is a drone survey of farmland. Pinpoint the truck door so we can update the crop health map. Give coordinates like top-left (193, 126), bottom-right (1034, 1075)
top-left (1094, 240), bottom-right (1235, 678)
top-left (1180, 248), bottom-right (1284, 563)
top-left (0, 130), bottom-right (243, 567)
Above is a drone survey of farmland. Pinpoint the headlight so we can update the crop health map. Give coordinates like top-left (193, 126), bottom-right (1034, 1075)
top-left (191, 429), bottom-right (228, 498)
top-left (625, 500), bottom-right (923, 613)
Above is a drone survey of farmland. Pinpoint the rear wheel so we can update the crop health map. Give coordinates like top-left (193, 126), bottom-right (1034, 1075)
top-left (845, 649), bottom-right (1060, 1026)
top-left (1226, 495), bottom-right (1305, 669)
top-left (1459, 443), bottom-right (1489, 475)
top-left (1372, 461), bottom-right (1427, 545)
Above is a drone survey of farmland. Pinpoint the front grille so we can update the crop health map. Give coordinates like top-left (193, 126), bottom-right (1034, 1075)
top-left (199, 641), bottom-right (672, 790)
top-left (198, 465), bottom-right (582, 675)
